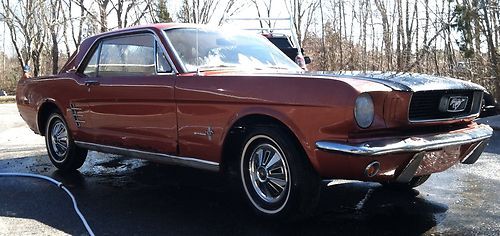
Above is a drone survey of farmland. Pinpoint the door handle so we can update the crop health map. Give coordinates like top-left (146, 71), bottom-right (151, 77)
top-left (84, 80), bottom-right (100, 87)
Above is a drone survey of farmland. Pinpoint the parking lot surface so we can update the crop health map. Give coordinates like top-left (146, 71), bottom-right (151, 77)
top-left (0, 103), bottom-right (499, 235)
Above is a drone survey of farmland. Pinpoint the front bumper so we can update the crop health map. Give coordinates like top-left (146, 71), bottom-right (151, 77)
top-left (316, 124), bottom-right (492, 156)
top-left (313, 124), bottom-right (493, 183)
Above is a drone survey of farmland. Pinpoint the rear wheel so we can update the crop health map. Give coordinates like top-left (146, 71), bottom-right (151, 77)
top-left (45, 113), bottom-right (87, 171)
top-left (240, 127), bottom-right (320, 219)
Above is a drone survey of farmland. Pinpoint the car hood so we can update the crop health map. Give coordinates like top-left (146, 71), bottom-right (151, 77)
top-left (306, 71), bottom-right (485, 92)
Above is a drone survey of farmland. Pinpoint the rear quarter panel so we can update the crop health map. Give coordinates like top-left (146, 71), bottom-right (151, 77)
top-left (16, 74), bottom-right (90, 141)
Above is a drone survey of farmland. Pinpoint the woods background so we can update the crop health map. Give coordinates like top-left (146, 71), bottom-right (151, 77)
top-left (0, 0), bottom-right (499, 100)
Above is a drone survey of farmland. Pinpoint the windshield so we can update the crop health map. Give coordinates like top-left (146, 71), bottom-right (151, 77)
top-left (164, 28), bottom-right (302, 72)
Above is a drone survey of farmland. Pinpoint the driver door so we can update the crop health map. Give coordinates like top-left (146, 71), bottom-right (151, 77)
top-left (79, 32), bottom-right (177, 154)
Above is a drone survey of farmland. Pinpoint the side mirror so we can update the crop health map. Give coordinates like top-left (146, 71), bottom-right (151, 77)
top-left (23, 65), bottom-right (31, 73)
top-left (304, 56), bottom-right (311, 64)
top-left (21, 65), bottom-right (32, 79)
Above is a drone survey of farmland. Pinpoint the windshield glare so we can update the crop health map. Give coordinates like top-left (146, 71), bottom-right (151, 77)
top-left (164, 28), bottom-right (302, 72)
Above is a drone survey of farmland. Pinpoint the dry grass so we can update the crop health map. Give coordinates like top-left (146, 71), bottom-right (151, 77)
top-left (0, 96), bottom-right (15, 103)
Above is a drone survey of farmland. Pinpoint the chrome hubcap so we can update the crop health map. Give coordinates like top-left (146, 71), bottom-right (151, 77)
top-left (249, 143), bottom-right (289, 203)
top-left (256, 167), bottom-right (268, 182)
top-left (50, 120), bottom-right (69, 159)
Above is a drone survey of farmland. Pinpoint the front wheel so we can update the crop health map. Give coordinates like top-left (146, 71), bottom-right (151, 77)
top-left (45, 113), bottom-right (87, 171)
top-left (240, 127), bottom-right (320, 219)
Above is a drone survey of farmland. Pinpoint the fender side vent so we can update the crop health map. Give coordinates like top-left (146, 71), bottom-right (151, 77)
top-left (70, 103), bottom-right (85, 127)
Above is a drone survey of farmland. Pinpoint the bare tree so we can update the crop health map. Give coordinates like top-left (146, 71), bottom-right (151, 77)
top-left (374, 0), bottom-right (392, 70)
top-left (0, 0), bottom-right (47, 76)
top-left (284, 0), bottom-right (319, 46)
top-left (481, 0), bottom-right (500, 99)
top-left (177, 0), bottom-right (244, 25)
top-left (359, 0), bottom-right (369, 71)
top-left (98, 0), bottom-right (110, 32)
top-left (46, 0), bottom-right (63, 74)
top-left (0, 0), bottom-right (27, 70)
top-left (0, 0), bottom-right (499, 98)
top-left (110, 0), bottom-right (153, 28)
top-left (218, 0), bottom-right (247, 25)
top-left (250, 0), bottom-right (273, 29)
top-left (177, 0), bottom-right (220, 24)
top-left (319, 0), bottom-right (326, 70)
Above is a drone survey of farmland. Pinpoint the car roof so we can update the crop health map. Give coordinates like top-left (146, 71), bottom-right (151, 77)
top-left (61, 23), bottom-right (225, 74)
top-left (89, 23), bottom-right (201, 37)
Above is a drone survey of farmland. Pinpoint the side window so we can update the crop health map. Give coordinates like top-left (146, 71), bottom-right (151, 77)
top-left (156, 41), bottom-right (172, 73)
top-left (98, 34), bottom-right (155, 77)
top-left (83, 48), bottom-right (99, 77)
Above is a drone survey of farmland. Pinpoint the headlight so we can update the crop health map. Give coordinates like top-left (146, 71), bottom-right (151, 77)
top-left (354, 93), bottom-right (374, 128)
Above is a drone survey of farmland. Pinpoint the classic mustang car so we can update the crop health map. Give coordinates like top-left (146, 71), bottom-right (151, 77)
top-left (17, 23), bottom-right (493, 219)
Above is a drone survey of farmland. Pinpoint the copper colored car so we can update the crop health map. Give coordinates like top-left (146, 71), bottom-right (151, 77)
top-left (16, 24), bottom-right (493, 219)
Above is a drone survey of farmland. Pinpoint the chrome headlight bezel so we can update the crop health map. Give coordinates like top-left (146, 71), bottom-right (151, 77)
top-left (354, 93), bottom-right (375, 129)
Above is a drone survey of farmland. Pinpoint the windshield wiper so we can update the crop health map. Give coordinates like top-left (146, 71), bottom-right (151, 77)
top-left (197, 64), bottom-right (238, 72)
top-left (252, 66), bottom-right (292, 71)
top-left (264, 66), bottom-right (290, 70)
top-left (197, 65), bottom-right (293, 72)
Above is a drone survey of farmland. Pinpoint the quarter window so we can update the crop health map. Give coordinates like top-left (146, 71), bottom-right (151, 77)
top-left (83, 49), bottom-right (99, 77)
top-left (98, 34), bottom-right (155, 77)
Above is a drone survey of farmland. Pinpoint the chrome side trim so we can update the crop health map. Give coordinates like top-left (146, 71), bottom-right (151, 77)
top-left (316, 124), bottom-right (493, 156)
top-left (161, 29), bottom-right (187, 73)
top-left (408, 113), bottom-right (479, 124)
top-left (75, 141), bottom-right (219, 172)
top-left (75, 28), bottom-right (179, 75)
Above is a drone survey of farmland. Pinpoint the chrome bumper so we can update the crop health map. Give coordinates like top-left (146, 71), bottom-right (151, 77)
top-left (316, 124), bottom-right (493, 156)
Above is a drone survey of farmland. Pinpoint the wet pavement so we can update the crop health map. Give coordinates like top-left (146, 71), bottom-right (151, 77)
top-left (0, 103), bottom-right (499, 235)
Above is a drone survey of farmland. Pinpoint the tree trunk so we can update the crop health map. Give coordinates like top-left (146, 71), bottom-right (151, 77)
top-left (396, 0), bottom-right (403, 71)
top-left (481, 0), bottom-right (500, 99)
top-left (423, 0), bottom-right (429, 73)
top-left (338, 0), bottom-right (343, 69)
top-left (99, 0), bottom-right (109, 32)
top-left (51, 32), bottom-right (58, 74)
top-left (415, 0), bottom-right (420, 72)
top-left (374, 0), bottom-right (392, 71)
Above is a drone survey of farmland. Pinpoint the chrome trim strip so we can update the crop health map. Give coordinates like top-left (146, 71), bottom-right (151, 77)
top-left (161, 29), bottom-right (187, 73)
top-left (75, 28), bottom-right (179, 75)
top-left (75, 141), bottom-right (219, 172)
top-left (316, 124), bottom-right (493, 156)
top-left (409, 113), bottom-right (480, 124)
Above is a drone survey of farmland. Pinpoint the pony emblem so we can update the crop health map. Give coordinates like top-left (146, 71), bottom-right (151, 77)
top-left (448, 96), bottom-right (468, 112)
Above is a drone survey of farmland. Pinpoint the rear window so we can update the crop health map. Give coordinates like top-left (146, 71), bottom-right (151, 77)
top-left (267, 37), bottom-right (293, 49)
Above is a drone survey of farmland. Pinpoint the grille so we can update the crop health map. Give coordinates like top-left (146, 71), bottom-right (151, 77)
top-left (409, 90), bottom-right (478, 121)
